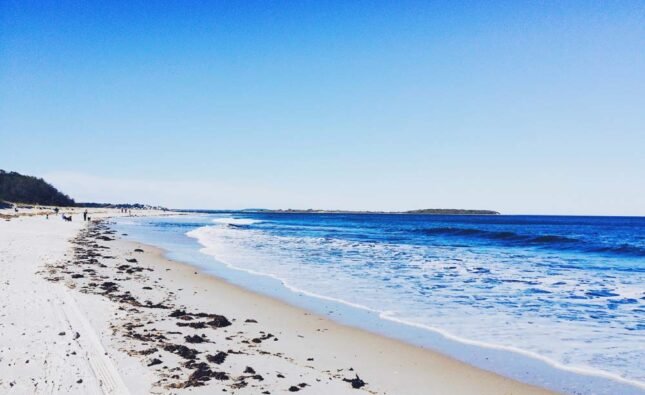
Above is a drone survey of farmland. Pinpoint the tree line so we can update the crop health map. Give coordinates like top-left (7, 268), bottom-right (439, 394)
top-left (0, 170), bottom-right (76, 206)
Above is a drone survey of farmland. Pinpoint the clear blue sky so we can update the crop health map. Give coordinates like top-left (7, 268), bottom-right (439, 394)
top-left (1, 1), bottom-right (643, 214)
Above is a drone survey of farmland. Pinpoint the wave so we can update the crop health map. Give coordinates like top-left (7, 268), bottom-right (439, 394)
top-left (418, 227), bottom-right (645, 257)
top-left (212, 218), bottom-right (263, 226)
top-left (184, 224), bottom-right (645, 393)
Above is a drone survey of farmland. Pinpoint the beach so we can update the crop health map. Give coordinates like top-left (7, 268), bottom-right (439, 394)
top-left (0, 208), bottom-right (556, 394)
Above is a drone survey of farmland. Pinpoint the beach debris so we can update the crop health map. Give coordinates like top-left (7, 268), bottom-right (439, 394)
top-left (251, 333), bottom-right (274, 343)
top-left (163, 344), bottom-right (200, 360)
top-left (41, 218), bottom-right (379, 394)
top-left (135, 347), bottom-right (158, 355)
top-left (169, 309), bottom-right (233, 328)
top-left (148, 358), bottom-right (163, 367)
top-left (207, 315), bottom-right (232, 328)
top-left (184, 334), bottom-right (207, 343)
top-left (343, 374), bottom-right (366, 389)
top-left (99, 281), bottom-right (119, 293)
top-left (177, 321), bottom-right (208, 329)
top-left (206, 351), bottom-right (227, 364)
top-left (175, 362), bottom-right (229, 388)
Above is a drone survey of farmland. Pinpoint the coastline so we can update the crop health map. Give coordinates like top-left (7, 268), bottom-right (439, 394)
top-left (118, 239), bottom-right (554, 395)
top-left (0, 209), bottom-right (554, 394)
top-left (115, 214), bottom-right (645, 395)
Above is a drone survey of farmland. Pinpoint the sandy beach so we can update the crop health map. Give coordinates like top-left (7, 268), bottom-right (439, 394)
top-left (0, 209), bottom-right (554, 394)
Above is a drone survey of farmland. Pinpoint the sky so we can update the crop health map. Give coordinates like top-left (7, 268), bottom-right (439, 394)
top-left (1, 1), bottom-right (643, 215)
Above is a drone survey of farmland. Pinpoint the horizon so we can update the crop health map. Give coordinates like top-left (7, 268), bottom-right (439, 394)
top-left (1, 1), bottom-right (644, 216)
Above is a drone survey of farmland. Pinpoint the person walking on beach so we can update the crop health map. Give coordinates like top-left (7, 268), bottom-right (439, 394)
top-left (83, 209), bottom-right (88, 221)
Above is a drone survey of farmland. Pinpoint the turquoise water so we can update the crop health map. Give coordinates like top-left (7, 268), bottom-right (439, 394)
top-left (112, 213), bottom-right (645, 394)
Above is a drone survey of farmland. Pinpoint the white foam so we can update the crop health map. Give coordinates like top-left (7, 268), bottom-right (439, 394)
top-left (185, 222), bottom-right (645, 391)
top-left (212, 217), bottom-right (263, 226)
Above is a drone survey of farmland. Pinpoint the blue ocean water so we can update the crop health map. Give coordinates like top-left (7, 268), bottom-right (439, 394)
top-left (112, 213), bottom-right (645, 394)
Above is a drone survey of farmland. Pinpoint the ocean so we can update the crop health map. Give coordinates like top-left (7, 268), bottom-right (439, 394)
top-left (112, 213), bottom-right (645, 394)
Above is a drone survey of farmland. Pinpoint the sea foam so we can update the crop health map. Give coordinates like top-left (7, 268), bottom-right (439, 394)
top-left (186, 214), bottom-right (645, 393)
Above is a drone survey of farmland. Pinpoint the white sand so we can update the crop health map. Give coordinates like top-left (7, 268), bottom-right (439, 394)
top-left (0, 210), bottom-right (128, 393)
top-left (0, 209), bottom-right (555, 394)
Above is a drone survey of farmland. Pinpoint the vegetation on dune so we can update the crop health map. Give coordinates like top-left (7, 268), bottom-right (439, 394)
top-left (0, 170), bottom-right (76, 207)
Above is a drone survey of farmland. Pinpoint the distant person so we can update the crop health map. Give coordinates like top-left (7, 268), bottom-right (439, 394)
top-left (54, 207), bottom-right (59, 214)
top-left (83, 209), bottom-right (88, 221)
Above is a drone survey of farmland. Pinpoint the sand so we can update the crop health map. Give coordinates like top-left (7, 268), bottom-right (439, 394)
top-left (0, 209), bottom-right (555, 394)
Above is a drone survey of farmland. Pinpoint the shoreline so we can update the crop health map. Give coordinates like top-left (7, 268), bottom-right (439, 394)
top-left (2, 209), bottom-right (640, 394)
top-left (116, 215), bottom-right (645, 395)
top-left (107, 223), bottom-right (553, 394)
top-left (0, 209), bottom-right (553, 394)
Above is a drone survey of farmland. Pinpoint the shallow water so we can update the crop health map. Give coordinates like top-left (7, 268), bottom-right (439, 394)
top-left (112, 213), bottom-right (645, 394)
